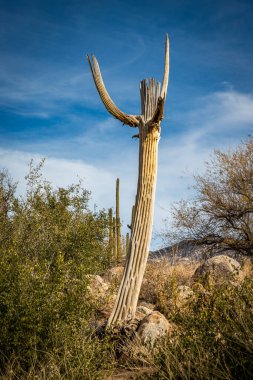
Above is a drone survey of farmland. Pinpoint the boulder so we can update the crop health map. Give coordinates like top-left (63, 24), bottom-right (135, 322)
top-left (138, 302), bottom-right (155, 311)
top-left (174, 285), bottom-right (194, 308)
top-left (135, 305), bottom-right (153, 321)
top-left (136, 311), bottom-right (174, 345)
top-left (86, 274), bottom-right (109, 296)
top-left (104, 266), bottom-right (124, 283)
top-left (193, 255), bottom-right (241, 285)
top-left (124, 305), bottom-right (154, 333)
top-left (86, 275), bottom-right (117, 320)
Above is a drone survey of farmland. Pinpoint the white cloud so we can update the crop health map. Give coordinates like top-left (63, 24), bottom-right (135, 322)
top-left (1, 89), bottom-right (252, 249)
top-left (0, 147), bottom-right (137, 236)
top-left (187, 89), bottom-right (253, 133)
top-left (153, 88), bottom-right (253, 246)
top-left (0, 148), bottom-right (113, 205)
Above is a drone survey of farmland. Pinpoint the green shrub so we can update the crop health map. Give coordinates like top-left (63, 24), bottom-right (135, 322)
top-left (0, 160), bottom-right (115, 378)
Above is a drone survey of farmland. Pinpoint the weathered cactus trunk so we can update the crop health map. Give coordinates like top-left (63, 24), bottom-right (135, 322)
top-left (87, 34), bottom-right (169, 327)
top-left (125, 232), bottom-right (130, 255)
top-left (107, 79), bottom-right (161, 326)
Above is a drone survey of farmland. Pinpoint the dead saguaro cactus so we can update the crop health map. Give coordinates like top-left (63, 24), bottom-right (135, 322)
top-left (87, 35), bottom-right (169, 326)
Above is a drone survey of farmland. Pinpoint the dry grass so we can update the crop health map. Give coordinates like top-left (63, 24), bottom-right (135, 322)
top-left (139, 259), bottom-right (199, 308)
top-left (240, 258), bottom-right (253, 280)
top-left (125, 263), bottom-right (253, 380)
top-left (145, 259), bottom-right (199, 284)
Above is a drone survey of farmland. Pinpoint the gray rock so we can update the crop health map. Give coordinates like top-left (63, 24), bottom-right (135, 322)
top-left (193, 255), bottom-right (241, 285)
top-left (86, 274), bottom-right (109, 296)
top-left (138, 302), bottom-right (155, 311)
top-left (135, 305), bottom-right (153, 321)
top-left (174, 285), bottom-right (194, 307)
top-left (104, 266), bottom-right (124, 283)
top-left (136, 311), bottom-right (174, 345)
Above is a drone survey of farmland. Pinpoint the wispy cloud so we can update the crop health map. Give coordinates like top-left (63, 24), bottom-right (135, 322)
top-left (154, 88), bottom-right (253, 244)
top-left (1, 88), bottom-right (252, 248)
top-left (0, 147), bottom-right (138, 235)
top-left (187, 90), bottom-right (253, 132)
top-left (0, 7), bottom-right (146, 119)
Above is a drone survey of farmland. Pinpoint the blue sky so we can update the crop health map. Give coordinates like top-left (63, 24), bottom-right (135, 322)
top-left (1, 0), bottom-right (253, 248)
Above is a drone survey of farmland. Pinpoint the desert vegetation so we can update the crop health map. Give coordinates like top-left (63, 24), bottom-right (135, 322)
top-left (164, 138), bottom-right (253, 257)
top-left (0, 139), bottom-right (252, 379)
top-left (0, 161), bottom-right (115, 379)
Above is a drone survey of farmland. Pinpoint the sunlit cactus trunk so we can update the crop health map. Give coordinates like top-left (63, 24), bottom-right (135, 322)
top-left (107, 79), bottom-right (161, 326)
top-left (125, 232), bottom-right (130, 255)
top-left (87, 34), bottom-right (169, 326)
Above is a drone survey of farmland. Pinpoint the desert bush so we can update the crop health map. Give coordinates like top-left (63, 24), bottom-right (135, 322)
top-left (140, 260), bottom-right (198, 311)
top-left (164, 138), bottom-right (253, 257)
top-left (0, 160), bottom-right (115, 378)
top-left (126, 271), bottom-right (253, 379)
top-left (1, 324), bottom-right (115, 380)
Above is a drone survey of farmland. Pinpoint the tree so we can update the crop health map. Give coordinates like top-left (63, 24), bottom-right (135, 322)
top-left (87, 35), bottom-right (169, 326)
top-left (165, 139), bottom-right (253, 257)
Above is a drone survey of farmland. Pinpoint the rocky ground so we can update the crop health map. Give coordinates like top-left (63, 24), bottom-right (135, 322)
top-left (86, 254), bottom-right (252, 379)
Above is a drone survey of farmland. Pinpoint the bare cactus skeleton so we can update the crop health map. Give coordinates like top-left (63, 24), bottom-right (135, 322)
top-left (87, 35), bottom-right (169, 326)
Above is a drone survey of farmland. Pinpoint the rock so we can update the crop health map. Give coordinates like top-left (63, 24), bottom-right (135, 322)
top-left (86, 274), bottom-right (109, 301)
top-left (86, 275), bottom-right (116, 320)
top-left (136, 311), bottom-right (174, 345)
top-left (104, 266), bottom-right (124, 283)
top-left (193, 255), bottom-right (241, 285)
top-left (124, 306), bottom-right (154, 334)
top-left (135, 305), bottom-right (152, 322)
top-left (168, 285), bottom-right (194, 312)
top-left (138, 302), bottom-right (155, 311)
top-left (174, 285), bottom-right (194, 308)
top-left (86, 274), bottom-right (109, 296)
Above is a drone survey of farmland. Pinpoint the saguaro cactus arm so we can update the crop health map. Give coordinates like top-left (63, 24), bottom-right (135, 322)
top-left (161, 34), bottom-right (169, 100)
top-left (86, 55), bottom-right (140, 127)
top-left (151, 96), bottom-right (165, 124)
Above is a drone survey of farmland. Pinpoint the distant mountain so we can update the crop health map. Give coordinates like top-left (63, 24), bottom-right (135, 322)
top-left (149, 239), bottom-right (245, 263)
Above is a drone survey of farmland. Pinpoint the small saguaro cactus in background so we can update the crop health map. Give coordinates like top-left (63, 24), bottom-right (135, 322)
top-left (108, 178), bottom-right (122, 261)
top-left (116, 178), bottom-right (122, 261)
top-left (87, 34), bottom-right (169, 326)
top-left (112, 216), bottom-right (117, 259)
top-left (108, 207), bottom-right (113, 260)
